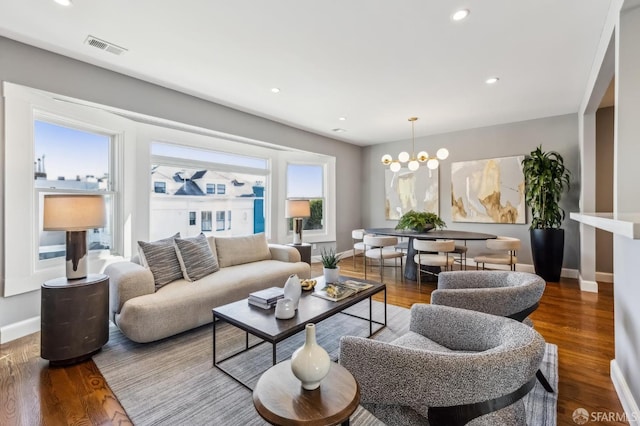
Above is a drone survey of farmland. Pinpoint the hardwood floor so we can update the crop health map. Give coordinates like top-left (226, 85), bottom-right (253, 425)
top-left (0, 260), bottom-right (627, 425)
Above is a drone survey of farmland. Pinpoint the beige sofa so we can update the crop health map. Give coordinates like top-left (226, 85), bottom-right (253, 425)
top-left (105, 234), bottom-right (310, 343)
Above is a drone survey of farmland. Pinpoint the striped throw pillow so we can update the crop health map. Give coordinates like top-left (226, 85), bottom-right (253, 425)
top-left (175, 233), bottom-right (220, 281)
top-left (137, 233), bottom-right (183, 290)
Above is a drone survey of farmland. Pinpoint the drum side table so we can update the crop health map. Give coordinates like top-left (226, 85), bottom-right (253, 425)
top-left (41, 273), bottom-right (109, 365)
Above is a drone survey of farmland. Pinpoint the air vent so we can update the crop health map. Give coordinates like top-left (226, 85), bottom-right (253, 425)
top-left (85, 35), bottom-right (127, 55)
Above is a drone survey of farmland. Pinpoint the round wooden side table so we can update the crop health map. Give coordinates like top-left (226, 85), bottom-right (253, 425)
top-left (41, 273), bottom-right (109, 366)
top-left (253, 360), bottom-right (360, 426)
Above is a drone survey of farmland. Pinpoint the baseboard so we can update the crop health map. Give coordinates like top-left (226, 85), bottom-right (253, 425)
top-left (596, 271), bottom-right (614, 283)
top-left (333, 253), bottom-right (581, 280)
top-left (0, 316), bottom-right (40, 344)
top-left (466, 260), bottom-right (579, 280)
top-left (611, 359), bottom-right (640, 425)
top-left (578, 275), bottom-right (599, 293)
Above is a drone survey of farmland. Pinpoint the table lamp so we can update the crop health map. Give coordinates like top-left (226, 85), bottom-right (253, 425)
top-left (285, 199), bottom-right (311, 245)
top-left (43, 194), bottom-right (106, 280)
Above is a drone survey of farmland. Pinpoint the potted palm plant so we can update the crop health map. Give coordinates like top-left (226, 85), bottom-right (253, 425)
top-left (320, 248), bottom-right (341, 283)
top-left (395, 210), bottom-right (446, 232)
top-left (521, 145), bottom-right (571, 282)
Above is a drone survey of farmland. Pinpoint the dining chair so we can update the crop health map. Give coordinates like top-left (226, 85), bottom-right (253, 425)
top-left (452, 244), bottom-right (468, 270)
top-left (474, 236), bottom-right (521, 271)
top-left (413, 239), bottom-right (455, 288)
top-left (351, 229), bottom-right (366, 270)
top-left (363, 235), bottom-right (404, 283)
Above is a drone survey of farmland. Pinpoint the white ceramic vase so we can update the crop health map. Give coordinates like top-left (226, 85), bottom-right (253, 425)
top-left (274, 298), bottom-right (295, 319)
top-left (283, 274), bottom-right (302, 309)
top-left (323, 266), bottom-right (340, 284)
top-left (290, 323), bottom-right (331, 390)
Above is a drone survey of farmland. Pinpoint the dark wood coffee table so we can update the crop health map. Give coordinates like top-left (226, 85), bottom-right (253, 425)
top-left (253, 360), bottom-right (360, 426)
top-left (212, 276), bottom-right (386, 390)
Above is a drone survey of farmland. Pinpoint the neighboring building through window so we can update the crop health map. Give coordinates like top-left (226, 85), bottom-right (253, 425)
top-left (149, 142), bottom-right (268, 240)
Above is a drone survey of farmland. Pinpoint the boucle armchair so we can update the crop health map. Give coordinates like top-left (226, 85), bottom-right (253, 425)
top-left (340, 304), bottom-right (545, 426)
top-left (432, 270), bottom-right (553, 393)
top-left (432, 271), bottom-right (545, 322)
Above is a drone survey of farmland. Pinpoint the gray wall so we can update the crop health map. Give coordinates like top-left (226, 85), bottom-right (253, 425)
top-left (595, 106), bottom-right (614, 274)
top-left (363, 114), bottom-right (581, 269)
top-left (0, 36), bottom-right (363, 330)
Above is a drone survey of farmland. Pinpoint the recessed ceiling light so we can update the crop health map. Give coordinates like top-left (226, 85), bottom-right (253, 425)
top-left (485, 77), bottom-right (500, 84)
top-left (332, 128), bottom-right (346, 133)
top-left (338, 117), bottom-right (346, 121)
top-left (270, 87), bottom-right (280, 93)
top-left (452, 9), bottom-right (469, 21)
top-left (53, 0), bottom-right (73, 5)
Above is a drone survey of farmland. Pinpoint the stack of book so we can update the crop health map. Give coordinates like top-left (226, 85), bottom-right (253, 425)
top-left (248, 286), bottom-right (285, 309)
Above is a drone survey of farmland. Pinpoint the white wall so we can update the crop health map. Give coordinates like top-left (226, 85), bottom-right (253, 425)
top-left (362, 114), bottom-right (581, 269)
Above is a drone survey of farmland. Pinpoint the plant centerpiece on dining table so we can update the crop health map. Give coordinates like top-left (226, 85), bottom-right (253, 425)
top-left (320, 247), bottom-right (341, 283)
top-left (395, 210), bottom-right (446, 232)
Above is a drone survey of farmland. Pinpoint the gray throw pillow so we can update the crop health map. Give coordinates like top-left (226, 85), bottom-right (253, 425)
top-left (137, 233), bottom-right (183, 290)
top-left (175, 233), bottom-right (220, 281)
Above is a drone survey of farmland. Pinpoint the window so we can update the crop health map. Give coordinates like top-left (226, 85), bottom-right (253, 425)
top-left (154, 181), bottom-right (166, 193)
top-left (34, 120), bottom-right (113, 261)
top-left (149, 142), bottom-right (269, 240)
top-left (189, 211), bottom-right (196, 226)
top-left (216, 211), bottom-right (226, 231)
top-left (201, 211), bottom-right (212, 232)
top-left (286, 164), bottom-right (324, 233)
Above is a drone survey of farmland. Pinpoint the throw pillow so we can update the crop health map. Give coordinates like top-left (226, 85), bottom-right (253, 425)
top-left (175, 233), bottom-right (220, 281)
top-left (137, 233), bottom-right (183, 290)
top-left (214, 233), bottom-right (271, 268)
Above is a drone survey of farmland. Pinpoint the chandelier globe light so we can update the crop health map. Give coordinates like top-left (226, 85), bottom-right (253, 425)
top-left (381, 117), bottom-right (449, 171)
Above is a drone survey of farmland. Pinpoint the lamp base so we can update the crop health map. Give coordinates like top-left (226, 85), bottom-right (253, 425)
top-left (293, 218), bottom-right (303, 245)
top-left (66, 230), bottom-right (88, 280)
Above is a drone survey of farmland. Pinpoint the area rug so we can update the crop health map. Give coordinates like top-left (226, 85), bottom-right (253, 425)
top-left (94, 301), bottom-right (558, 425)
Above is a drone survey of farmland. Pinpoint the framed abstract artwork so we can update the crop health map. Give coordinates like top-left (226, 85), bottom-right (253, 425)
top-left (450, 155), bottom-right (526, 224)
top-left (384, 167), bottom-right (439, 220)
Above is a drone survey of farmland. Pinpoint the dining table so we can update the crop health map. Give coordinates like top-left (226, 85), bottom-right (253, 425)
top-left (364, 228), bottom-right (497, 282)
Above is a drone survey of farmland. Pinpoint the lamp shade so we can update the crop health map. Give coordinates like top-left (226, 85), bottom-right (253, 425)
top-left (43, 195), bottom-right (106, 231)
top-left (285, 199), bottom-right (311, 218)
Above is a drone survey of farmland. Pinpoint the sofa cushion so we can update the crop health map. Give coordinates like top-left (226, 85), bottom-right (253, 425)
top-left (137, 233), bottom-right (183, 290)
top-left (215, 233), bottom-right (271, 268)
top-left (175, 233), bottom-right (220, 281)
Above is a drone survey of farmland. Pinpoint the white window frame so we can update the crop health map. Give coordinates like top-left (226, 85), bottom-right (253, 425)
top-left (277, 152), bottom-right (336, 245)
top-left (2, 82), bottom-right (136, 296)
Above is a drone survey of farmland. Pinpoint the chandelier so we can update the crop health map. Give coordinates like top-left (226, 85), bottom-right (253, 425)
top-left (381, 117), bottom-right (449, 172)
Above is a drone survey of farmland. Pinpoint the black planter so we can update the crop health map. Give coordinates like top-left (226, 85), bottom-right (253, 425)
top-left (530, 228), bottom-right (564, 282)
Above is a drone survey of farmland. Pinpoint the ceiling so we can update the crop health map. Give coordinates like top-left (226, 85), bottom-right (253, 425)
top-left (0, 0), bottom-right (613, 146)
